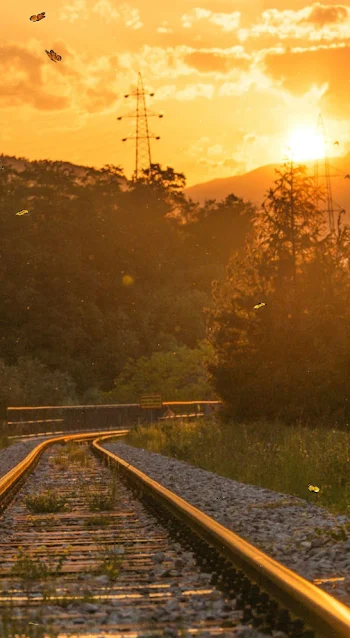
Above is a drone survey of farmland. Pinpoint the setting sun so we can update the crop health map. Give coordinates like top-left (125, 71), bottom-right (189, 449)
top-left (284, 128), bottom-right (325, 163)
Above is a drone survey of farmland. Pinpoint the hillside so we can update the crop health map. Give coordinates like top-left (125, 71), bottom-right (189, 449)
top-left (185, 155), bottom-right (350, 221)
top-left (0, 154), bottom-right (128, 188)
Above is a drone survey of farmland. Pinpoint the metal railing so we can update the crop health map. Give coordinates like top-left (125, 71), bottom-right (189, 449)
top-left (5, 401), bottom-right (222, 436)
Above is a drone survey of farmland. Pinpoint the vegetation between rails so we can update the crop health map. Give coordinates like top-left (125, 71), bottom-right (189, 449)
top-left (79, 467), bottom-right (120, 511)
top-left (11, 547), bottom-right (68, 582)
top-left (25, 490), bottom-right (69, 514)
top-left (53, 441), bottom-right (92, 470)
top-left (126, 417), bottom-right (350, 515)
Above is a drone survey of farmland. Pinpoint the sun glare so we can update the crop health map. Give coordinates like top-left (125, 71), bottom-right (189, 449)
top-left (284, 128), bottom-right (325, 162)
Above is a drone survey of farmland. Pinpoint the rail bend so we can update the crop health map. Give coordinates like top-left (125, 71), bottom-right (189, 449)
top-left (0, 431), bottom-right (349, 638)
top-left (92, 435), bottom-right (350, 638)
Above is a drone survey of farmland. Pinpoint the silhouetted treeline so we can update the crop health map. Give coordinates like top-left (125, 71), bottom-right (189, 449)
top-left (0, 155), bottom-right (253, 414)
top-left (206, 163), bottom-right (350, 428)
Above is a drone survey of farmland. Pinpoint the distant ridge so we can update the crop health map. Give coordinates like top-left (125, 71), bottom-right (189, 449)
top-left (0, 154), bottom-right (128, 187)
top-left (184, 155), bottom-right (350, 221)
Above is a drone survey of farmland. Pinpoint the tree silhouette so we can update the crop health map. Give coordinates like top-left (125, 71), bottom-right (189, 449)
top-left (206, 162), bottom-right (350, 425)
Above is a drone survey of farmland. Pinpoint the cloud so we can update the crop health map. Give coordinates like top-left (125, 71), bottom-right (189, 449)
top-left (175, 83), bottom-right (215, 100)
top-left (0, 41), bottom-right (124, 116)
top-left (218, 79), bottom-right (252, 96)
top-left (186, 136), bottom-right (245, 174)
top-left (157, 21), bottom-right (173, 34)
top-left (207, 144), bottom-right (224, 156)
top-left (116, 44), bottom-right (253, 83)
top-left (300, 3), bottom-right (348, 26)
top-left (243, 133), bottom-right (257, 144)
top-left (184, 47), bottom-right (250, 74)
top-left (59, 0), bottom-right (89, 23)
top-left (118, 3), bottom-right (143, 29)
top-left (92, 0), bottom-right (120, 21)
top-left (262, 44), bottom-right (350, 116)
top-left (237, 3), bottom-right (350, 42)
top-left (59, 0), bottom-right (143, 28)
top-left (117, 45), bottom-right (195, 79)
top-left (181, 8), bottom-right (241, 31)
top-left (0, 44), bottom-right (70, 111)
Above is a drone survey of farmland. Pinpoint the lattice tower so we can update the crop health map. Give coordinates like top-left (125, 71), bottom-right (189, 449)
top-left (314, 113), bottom-right (336, 234)
top-left (117, 72), bottom-right (163, 180)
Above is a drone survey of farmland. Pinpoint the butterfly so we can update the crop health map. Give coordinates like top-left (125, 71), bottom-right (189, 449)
top-left (16, 209), bottom-right (30, 216)
top-left (333, 141), bottom-right (339, 146)
top-left (45, 49), bottom-right (62, 63)
top-left (30, 12), bottom-right (46, 22)
top-left (254, 302), bottom-right (266, 309)
top-left (308, 484), bottom-right (320, 493)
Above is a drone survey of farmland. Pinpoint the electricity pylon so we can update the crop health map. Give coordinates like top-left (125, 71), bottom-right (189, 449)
top-left (313, 112), bottom-right (342, 235)
top-left (117, 72), bottom-right (163, 180)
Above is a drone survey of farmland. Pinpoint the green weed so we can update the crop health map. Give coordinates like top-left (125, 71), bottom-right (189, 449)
top-left (80, 468), bottom-right (119, 512)
top-left (94, 539), bottom-right (123, 581)
top-left (84, 515), bottom-right (111, 528)
top-left (126, 417), bottom-right (350, 514)
top-left (25, 491), bottom-right (69, 514)
top-left (11, 546), bottom-right (68, 581)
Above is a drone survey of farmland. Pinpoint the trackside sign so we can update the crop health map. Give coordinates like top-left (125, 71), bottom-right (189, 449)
top-left (140, 394), bottom-right (162, 409)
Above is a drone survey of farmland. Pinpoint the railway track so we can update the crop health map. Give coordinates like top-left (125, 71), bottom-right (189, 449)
top-left (0, 432), bottom-right (349, 638)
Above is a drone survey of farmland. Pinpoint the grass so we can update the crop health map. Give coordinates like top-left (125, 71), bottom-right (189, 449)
top-left (11, 546), bottom-right (68, 581)
top-left (94, 538), bottom-right (123, 581)
top-left (53, 441), bottom-right (92, 469)
top-left (79, 468), bottom-right (120, 511)
top-left (0, 608), bottom-right (58, 638)
top-left (28, 514), bottom-right (57, 530)
top-left (84, 515), bottom-right (111, 528)
top-left (125, 417), bottom-right (350, 515)
top-left (25, 490), bottom-right (69, 513)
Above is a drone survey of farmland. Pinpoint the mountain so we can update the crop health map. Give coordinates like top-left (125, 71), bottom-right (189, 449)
top-left (185, 155), bottom-right (350, 222)
top-left (0, 154), bottom-right (128, 188)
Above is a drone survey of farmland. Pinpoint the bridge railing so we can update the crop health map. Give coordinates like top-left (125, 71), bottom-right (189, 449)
top-left (5, 401), bottom-right (223, 436)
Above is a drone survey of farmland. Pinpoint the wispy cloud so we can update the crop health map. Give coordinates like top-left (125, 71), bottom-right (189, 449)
top-left (186, 136), bottom-right (244, 174)
top-left (118, 3), bottom-right (143, 29)
top-left (59, 0), bottom-right (89, 23)
top-left (157, 21), bottom-right (173, 34)
top-left (181, 8), bottom-right (240, 31)
top-left (237, 3), bottom-right (350, 42)
top-left (59, 0), bottom-right (143, 28)
top-left (92, 0), bottom-right (120, 21)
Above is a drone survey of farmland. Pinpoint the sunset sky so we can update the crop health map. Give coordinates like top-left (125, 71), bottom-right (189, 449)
top-left (1, 1), bottom-right (349, 186)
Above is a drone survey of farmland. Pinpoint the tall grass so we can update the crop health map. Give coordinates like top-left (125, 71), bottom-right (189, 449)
top-left (126, 418), bottom-right (350, 515)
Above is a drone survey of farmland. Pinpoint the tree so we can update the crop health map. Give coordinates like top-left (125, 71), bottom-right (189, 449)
top-left (205, 162), bottom-right (350, 425)
top-left (0, 357), bottom-right (77, 419)
top-left (255, 161), bottom-right (327, 325)
top-left (101, 341), bottom-right (218, 403)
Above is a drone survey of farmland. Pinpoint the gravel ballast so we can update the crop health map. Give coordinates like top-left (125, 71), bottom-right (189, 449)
top-left (102, 441), bottom-right (350, 608)
top-left (0, 438), bottom-right (48, 480)
top-left (0, 442), bottom-right (287, 637)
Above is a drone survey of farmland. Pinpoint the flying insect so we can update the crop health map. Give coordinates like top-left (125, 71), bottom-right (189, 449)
top-left (30, 12), bottom-right (46, 22)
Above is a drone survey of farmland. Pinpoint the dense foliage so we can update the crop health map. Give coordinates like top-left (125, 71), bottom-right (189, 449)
top-left (0, 155), bottom-right (252, 414)
top-left (206, 162), bottom-right (350, 427)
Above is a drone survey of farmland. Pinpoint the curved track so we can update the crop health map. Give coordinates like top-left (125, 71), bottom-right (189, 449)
top-left (0, 431), bottom-right (349, 638)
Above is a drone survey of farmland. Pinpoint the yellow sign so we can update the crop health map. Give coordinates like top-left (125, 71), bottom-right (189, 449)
top-left (140, 394), bottom-right (162, 409)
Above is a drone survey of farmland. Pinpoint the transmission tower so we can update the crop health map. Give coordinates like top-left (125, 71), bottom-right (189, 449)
top-left (314, 112), bottom-right (338, 235)
top-left (117, 72), bottom-right (163, 180)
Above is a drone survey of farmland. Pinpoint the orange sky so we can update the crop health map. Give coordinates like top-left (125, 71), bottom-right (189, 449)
top-left (1, 1), bottom-right (349, 186)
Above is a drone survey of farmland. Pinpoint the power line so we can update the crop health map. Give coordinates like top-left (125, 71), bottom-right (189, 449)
top-left (117, 72), bottom-right (163, 181)
top-left (313, 112), bottom-right (345, 235)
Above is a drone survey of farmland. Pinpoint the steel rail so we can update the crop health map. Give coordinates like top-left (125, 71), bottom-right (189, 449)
top-left (93, 435), bottom-right (350, 638)
top-left (0, 430), bottom-right (129, 512)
